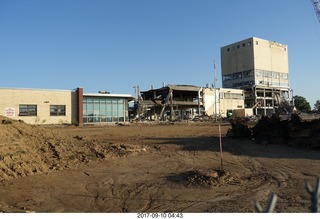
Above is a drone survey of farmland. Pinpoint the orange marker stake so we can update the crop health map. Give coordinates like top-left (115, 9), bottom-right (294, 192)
top-left (219, 124), bottom-right (223, 171)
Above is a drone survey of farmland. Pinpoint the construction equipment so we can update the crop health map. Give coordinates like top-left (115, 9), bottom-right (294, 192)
top-left (311, 0), bottom-right (320, 23)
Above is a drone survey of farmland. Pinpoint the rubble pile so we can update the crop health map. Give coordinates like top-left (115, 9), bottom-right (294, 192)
top-left (228, 114), bottom-right (320, 149)
top-left (227, 117), bottom-right (252, 138)
top-left (251, 116), bottom-right (290, 144)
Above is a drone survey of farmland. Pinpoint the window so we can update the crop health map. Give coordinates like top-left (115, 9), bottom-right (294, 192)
top-left (83, 96), bottom-right (128, 123)
top-left (233, 72), bottom-right (242, 80)
top-left (227, 48), bottom-right (230, 52)
top-left (243, 70), bottom-right (253, 78)
top-left (19, 104), bottom-right (37, 116)
top-left (50, 105), bottom-right (66, 116)
top-left (222, 74), bottom-right (232, 82)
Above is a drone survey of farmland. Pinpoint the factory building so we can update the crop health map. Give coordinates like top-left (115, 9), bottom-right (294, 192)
top-left (0, 87), bottom-right (134, 125)
top-left (221, 37), bottom-right (291, 115)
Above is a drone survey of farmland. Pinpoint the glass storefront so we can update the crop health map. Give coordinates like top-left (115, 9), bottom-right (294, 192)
top-left (83, 96), bottom-right (128, 123)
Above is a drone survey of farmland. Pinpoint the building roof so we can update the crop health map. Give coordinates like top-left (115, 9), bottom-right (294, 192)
top-left (141, 84), bottom-right (202, 93)
top-left (0, 87), bottom-right (72, 92)
top-left (221, 36), bottom-right (287, 49)
top-left (84, 93), bottom-right (135, 101)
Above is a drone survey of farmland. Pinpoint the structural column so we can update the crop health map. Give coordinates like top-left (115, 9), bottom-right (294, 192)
top-left (77, 87), bottom-right (84, 126)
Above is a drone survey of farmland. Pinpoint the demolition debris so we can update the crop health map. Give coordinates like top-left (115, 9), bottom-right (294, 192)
top-left (228, 113), bottom-right (320, 149)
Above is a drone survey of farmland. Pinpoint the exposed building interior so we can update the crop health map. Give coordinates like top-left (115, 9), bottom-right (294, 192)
top-left (134, 85), bottom-right (246, 121)
top-left (136, 85), bottom-right (202, 121)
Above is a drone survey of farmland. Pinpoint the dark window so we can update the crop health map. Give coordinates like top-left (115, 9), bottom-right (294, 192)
top-left (50, 105), bottom-right (66, 116)
top-left (19, 104), bottom-right (37, 116)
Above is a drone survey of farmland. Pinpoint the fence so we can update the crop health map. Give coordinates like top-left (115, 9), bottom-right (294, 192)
top-left (255, 177), bottom-right (320, 213)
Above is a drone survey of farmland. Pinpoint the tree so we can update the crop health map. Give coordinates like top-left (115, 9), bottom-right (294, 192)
top-left (314, 100), bottom-right (320, 112)
top-left (293, 95), bottom-right (311, 112)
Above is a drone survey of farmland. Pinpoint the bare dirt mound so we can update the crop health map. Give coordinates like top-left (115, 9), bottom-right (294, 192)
top-left (0, 116), bottom-right (145, 181)
top-left (167, 169), bottom-right (232, 188)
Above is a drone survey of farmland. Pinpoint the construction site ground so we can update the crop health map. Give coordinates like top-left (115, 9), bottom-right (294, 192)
top-left (0, 117), bottom-right (319, 213)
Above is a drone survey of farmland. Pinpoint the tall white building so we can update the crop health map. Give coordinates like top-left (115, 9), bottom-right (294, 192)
top-left (221, 37), bottom-right (290, 115)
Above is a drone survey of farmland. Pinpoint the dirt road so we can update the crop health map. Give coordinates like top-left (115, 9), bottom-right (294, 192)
top-left (0, 122), bottom-right (319, 212)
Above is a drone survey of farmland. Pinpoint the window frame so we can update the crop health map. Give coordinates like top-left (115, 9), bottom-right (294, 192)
top-left (19, 104), bottom-right (37, 116)
top-left (50, 105), bottom-right (66, 116)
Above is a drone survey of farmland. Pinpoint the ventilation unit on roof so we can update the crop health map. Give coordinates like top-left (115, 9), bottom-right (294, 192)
top-left (98, 90), bottom-right (110, 94)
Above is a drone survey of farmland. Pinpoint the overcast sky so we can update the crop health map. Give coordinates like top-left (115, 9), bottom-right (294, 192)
top-left (1, 0), bottom-right (319, 106)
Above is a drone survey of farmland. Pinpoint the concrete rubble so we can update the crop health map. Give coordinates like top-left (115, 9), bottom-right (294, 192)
top-left (228, 113), bottom-right (320, 149)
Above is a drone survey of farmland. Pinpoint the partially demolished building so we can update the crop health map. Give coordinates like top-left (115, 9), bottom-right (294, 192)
top-left (221, 37), bottom-right (291, 116)
top-left (134, 85), bottom-right (245, 121)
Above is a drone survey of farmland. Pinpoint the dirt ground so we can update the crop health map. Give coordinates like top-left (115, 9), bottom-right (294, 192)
top-left (0, 117), bottom-right (319, 213)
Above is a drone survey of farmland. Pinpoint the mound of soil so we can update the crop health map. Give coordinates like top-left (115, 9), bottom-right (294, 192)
top-left (167, 169), bottom-right (231, 188)
top-left (0, 116), bottom-right (146, 181)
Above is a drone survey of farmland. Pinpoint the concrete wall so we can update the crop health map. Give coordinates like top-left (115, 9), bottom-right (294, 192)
top-left (221, 37), bottom-right (288, 74)
top-left (0, 88), bottom-right (73, 124)
top-left (253, 37), bottom-right (288, 73)
top-left (221, 38), bottom-right (255, 75)
top-left (219, 88), bottom-right (245, 117)
top-left (202, 88), bottom-right (244, 117)
top-left (202, 88), bottom-right (218, 116)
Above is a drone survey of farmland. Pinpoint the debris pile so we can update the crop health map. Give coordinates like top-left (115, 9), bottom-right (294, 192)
top-left (167, 169), bottom-right (231, 188)
top-left (226, 117), bottom-right (252, 138)
top-left (227, 114), bottom-right (320, 149)
top-left (251, 115), bottom-right (290, 144)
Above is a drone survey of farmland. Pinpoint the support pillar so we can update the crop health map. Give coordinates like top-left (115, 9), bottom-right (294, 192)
top-left (77, 87), bottom-right (84, 126)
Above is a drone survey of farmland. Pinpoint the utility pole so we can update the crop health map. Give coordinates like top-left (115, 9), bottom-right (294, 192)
top-left (133, 85), bottom-right (140, 119)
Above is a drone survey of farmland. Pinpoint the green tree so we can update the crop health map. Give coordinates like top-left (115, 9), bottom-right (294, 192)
top-left (314, 100), bottom-right (320, 111)
top-left (293, 95), bottom-right (311, 112)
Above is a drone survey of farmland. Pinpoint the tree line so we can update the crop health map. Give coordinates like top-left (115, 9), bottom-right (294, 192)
top-left (293, 95), bottom-right (320, 113)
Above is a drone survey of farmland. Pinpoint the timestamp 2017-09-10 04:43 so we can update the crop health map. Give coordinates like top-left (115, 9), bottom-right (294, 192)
top-left (136, 213), bottom-right (183, 219)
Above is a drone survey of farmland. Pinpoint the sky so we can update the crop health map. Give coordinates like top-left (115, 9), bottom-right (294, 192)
top-left (0, 0), bottom-right (320, 107)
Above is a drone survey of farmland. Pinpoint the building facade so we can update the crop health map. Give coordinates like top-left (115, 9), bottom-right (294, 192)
top-left (221, 37), bottom-right (290, 115)
top-left (83, 93), bottom-right (132, 123)
top-left (202, 88), bottom-right (245, 117)
top-left (0, 87), bottom-right (134, 125)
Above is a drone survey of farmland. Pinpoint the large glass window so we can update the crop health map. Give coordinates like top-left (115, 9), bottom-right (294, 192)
top-left (83, 96), bottom-right (127, 123)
